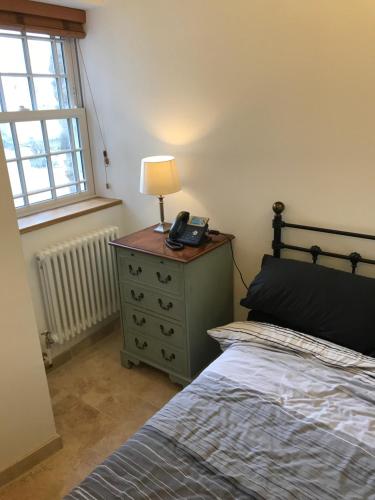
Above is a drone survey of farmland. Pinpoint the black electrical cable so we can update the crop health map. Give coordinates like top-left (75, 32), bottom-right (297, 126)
top-left (208, 230), bottom-right (249, 290)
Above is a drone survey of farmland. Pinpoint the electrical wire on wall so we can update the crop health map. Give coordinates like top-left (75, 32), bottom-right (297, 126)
top-left (77, 41), bottom-right (111, 189)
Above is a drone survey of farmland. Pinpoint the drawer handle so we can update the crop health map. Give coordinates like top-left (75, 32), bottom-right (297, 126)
top-left (158, 298), bottom-right (173, 311)
top-left (131, 290), bottom-right (144, 302)
top-left (135, 338), bottom-right (148, 350)
top-left (132, 314), bottom-right (146, 327)
top-left (156, 272), bottom-right (172, 284)
top-left (161, 349), bottom-right (175, 362)
top-left (160, 324), bottom-right (174, 336)
top-left (128, 264), bottom-right (142, 276)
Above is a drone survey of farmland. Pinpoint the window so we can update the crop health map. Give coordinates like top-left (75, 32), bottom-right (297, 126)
top-left (0, 30), bottom-right (94, 215)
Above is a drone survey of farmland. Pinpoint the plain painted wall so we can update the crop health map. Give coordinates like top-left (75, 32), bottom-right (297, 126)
top-left (0, 145), bottom-right (58, 472)
top-left (79, 0), bottom-right (375, 317)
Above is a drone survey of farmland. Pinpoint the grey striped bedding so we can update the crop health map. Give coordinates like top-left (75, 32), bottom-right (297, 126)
top-left (66, 321), bottom-right (375, 499)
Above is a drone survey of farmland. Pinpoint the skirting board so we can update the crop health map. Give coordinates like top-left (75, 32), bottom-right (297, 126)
top-left (0, 434), bottom-right (62, 487)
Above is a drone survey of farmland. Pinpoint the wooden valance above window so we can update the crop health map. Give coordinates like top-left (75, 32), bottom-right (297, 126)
top-left (0, 0), bottom-right (86, 38)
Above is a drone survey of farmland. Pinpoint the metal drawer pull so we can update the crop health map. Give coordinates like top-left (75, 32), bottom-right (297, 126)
top-left (128, 264), bottom-right (142, 276)
top-left (135, 338), bottom-right (148, 350)
top-left (156, 272), bottom-right (172, 284)
top-left (158, 298), bottom-right (173, 311)
top-left (131, 290), bottom-right (144, 302)
top-left (160, 324), bottom-right (174, 336)
top-left (161, 349), bottom-right (175, 362)
top-left (132, 314), bottom-right (146, 326)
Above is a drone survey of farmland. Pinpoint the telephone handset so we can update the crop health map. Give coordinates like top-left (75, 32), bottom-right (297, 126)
top-left (166, 211), bottom-right (209, 250)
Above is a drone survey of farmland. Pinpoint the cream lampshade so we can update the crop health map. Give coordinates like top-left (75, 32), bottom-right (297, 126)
top-left (140, 155), bottom-right (181, 233)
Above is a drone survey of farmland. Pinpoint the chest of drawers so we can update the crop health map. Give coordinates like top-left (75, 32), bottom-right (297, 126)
top-left (111, 226), bottom-right (234, 386)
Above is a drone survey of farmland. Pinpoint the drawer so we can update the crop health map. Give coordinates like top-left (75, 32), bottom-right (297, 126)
top-left (125, 330), bottom-right (187, 376)
top-left (117, 248), bottom-right (184, 296)
top-left (123, 305), bottom-right (186, 348)
top-left (121, 283), bottom-right (185, 321)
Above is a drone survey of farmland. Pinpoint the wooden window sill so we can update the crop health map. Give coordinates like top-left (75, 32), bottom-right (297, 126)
top-left (18, 197), bottom-right (123, 234)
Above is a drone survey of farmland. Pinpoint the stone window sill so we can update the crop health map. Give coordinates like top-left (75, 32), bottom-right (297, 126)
top-left (18, 197), bottom-right (122, 234)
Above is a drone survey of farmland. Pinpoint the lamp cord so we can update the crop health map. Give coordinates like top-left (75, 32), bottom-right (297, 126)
top-left (208, 230), bottom-right (248, 290)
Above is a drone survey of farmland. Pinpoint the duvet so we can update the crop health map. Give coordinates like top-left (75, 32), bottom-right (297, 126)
top-left (67, 321), bottom-right (375, 499)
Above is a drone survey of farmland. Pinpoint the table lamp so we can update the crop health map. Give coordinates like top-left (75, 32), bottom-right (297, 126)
top-left (140, 155), bottom-right (181, 233)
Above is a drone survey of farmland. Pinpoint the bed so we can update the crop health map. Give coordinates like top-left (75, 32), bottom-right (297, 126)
top-left (67, 202), bottom-right (375, 499)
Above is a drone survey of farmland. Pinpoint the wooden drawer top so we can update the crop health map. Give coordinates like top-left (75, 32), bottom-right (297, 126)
top-left (110, 225), bottom-right (234, 263)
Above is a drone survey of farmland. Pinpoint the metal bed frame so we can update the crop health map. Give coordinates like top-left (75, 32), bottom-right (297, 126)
top-left (272, 201), bottom-right (375, 274)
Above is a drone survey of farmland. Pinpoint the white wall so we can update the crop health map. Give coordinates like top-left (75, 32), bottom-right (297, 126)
top-left (80, 0), bottom-right (375, 317)
top-left (0, 146), bottom-right (58, 472)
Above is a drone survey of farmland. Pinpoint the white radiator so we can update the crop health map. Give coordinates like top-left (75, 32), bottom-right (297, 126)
top-left (36, 226), bottom-right (119, 344)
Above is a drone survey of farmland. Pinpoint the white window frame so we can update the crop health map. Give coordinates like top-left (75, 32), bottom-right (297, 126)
top-left (0, 34), bottom-right (95, 216)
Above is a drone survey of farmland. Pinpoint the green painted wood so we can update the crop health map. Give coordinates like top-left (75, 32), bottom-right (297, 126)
top-left (120, 282), bottom-right (186, 321)
top-left (123, 304), bottom-right (186, 348)
top-left (118, 248), bottom-right (184, 296)
top-left (116, 240), bottom-right (233, 386)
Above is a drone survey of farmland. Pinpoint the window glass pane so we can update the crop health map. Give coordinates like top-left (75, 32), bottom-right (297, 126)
top-left (75, 151), bottom-right (85, 180)
top-left (56, 42), bottom-right (66, 74)
top-left (26, 33), bottom-right (50, 38)
top-left (28, 39), bottom-right (55, 74)
top-left (14, 197), bottom-right (25, 208)
top-left (7, 161), bottom-right (22, 196)
top-left (56, 185), bottom-right (77, 197)
top-left (52, 153), bottom-right (75, 186)
top-left (16, 121), bottom-right (45, 157)
top-left (0, 30), bottom-right (21, 35)
top-left (60, 78), bottom-right (70, 108)
top-left (23, 157), bottom-right (50, 193)
top-left (46, 119), bottom-right (71, 152)
top-left (29, 191), bottom-right (52, 204)
top-left (80, 182), bottom-right (86, 192)
top-left (72, 118), bottom-right (81, 148)
top-left (33, 77), bottom-right (59, 109)
top-left (0, 123), bottom-right (16, 160)
top-left (2, 76), bottom-right (32, 111)
top-left (0, 37), bottom-right (26, 73)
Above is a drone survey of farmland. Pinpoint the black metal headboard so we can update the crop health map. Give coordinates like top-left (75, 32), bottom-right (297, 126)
top-left (272, 201), bottom-right (375, 274)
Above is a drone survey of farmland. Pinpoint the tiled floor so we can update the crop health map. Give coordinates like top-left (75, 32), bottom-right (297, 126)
top-left (0, 328), bottom-right (180, 500)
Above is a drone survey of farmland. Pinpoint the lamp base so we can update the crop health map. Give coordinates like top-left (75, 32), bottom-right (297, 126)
top-left (154, 222), bottom-right (170, 233)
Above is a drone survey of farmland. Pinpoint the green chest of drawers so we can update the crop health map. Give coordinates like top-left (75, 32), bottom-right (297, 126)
top-left (111, 226), bottom-right (234, 386)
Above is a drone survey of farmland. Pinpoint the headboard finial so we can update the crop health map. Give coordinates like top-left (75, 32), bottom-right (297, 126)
top-left (273, 201), bottom-right (285, 215)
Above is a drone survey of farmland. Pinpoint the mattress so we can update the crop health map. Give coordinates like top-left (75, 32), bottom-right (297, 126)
top-left (66, 321), bottom-right (375, 499)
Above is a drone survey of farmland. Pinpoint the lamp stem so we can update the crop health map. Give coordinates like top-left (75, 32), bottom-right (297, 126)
top-left (158, 195), bottom-right (165, 225)
top-left (154, 195), bottom-right (169, 233)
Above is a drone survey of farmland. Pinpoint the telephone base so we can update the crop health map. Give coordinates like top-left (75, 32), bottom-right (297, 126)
top-left (154, 222), bottom-right (170, 233)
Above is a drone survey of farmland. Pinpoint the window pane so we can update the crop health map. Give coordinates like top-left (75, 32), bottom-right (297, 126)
top-left (75, 151), bottom-right (85, 180)
top-left (14, 197), bottom-right (25, 208)
top-left (56, 42), bottom-right (66, 74)
top-left (7, 161), bottom-right (22, 196)
top-left (46, 119), bottom-right (71, 152)
top-left (0, 30), bottom-right (21, 35)
top-left (28, 39), bottom-right (55, 74)
top-left (0, 37), bottom-right (26, 73)
top-left (60, 78), bottom-right (70, 108)
top-left (29, 191), bottom-right (52, 204)
top-left (0, 123), bottom-right (16, 160)
top-left (2, 76), bottom-right (32, 111)
top-left (80, 182), bottom-right (86, 192)
top-left (56, 185), bottom-right (77, 197)
top-left (72, 118), bottom-right (81, 148)
top-left (16, 121), bottom-right (45, 157)
top-left (33, 77), bottom-right (59, 110)
top-left (52, 153), bottom-right (75, 186)
top-left (23, 157), bottom-right (50, 193)
top-left (26, 33), bottom-right (50, 38)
